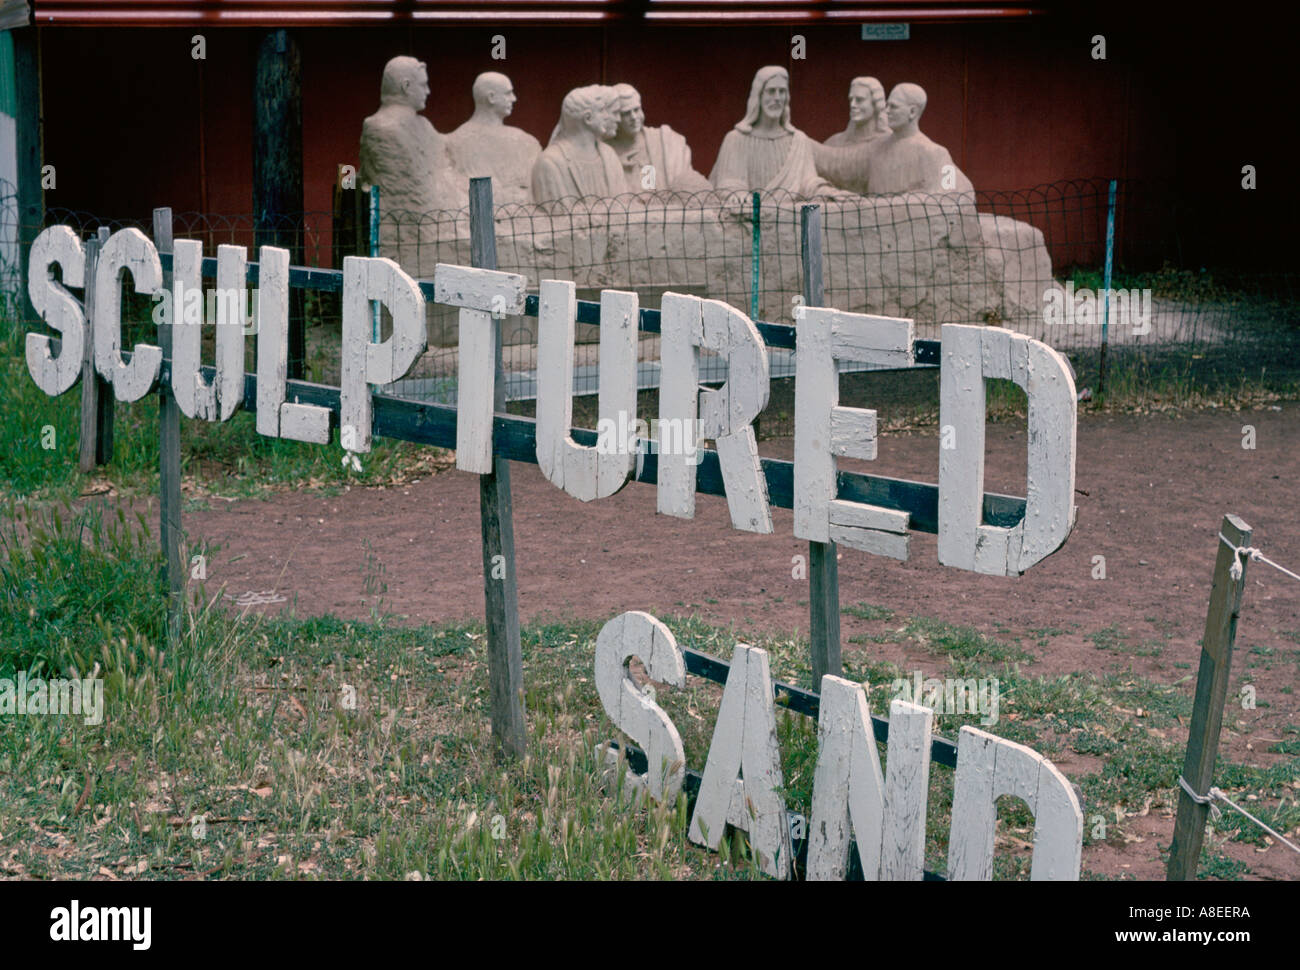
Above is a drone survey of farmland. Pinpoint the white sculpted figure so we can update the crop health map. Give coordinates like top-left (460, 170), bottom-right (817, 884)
top-left (813, 77), bottom-right (890, 196)
top-left (709, 65), bottom-right (839, 199)
top-left (530, 85), bottom-right (626, 203)
top-left (446, 72), bottom-right (542, 206)
top-left (359, 56), bottom-right (465, 214)
top-left (825, 76), bottom-right (890, 148)
top-left (862, 83), bottom-right (974, 195)
top-left (604, 83), bottom-right (711, 194)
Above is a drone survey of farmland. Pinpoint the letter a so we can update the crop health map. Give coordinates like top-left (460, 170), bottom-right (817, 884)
top-left (688, 645), bottom-right (792, 879)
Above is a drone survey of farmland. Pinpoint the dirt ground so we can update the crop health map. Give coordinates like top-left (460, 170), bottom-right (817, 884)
top-left (162, 404), bottom-right (1300, 880)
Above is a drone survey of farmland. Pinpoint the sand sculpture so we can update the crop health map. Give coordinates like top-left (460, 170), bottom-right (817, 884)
top-left (863, 83), bottom-right (974, 195)
top-left (604, 83), bottom-right (711, 194)
top-left (446, 72), bottom-right (542, 206)
top-left (530, 85), bottom-right (626, 203)
top-left (357, 61), bottom-right (1055, 351)
top-left (358, 56), bottom-right (465, 214)
top-left (709, 66), bottom-right (840, 198)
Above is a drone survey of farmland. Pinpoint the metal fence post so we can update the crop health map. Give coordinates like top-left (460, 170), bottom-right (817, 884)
top-left (1098, 178), bottom-right (1117, 398)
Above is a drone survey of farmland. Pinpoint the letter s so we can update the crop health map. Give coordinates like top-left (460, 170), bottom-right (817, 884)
top-left (594, 611), bottom-right (686, 805)
top-left (26, 226), bottom-right (86, 396)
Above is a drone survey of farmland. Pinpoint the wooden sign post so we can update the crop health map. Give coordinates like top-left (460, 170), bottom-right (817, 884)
top-left (469, 177), bottom-right (528, 761)
top-left (77, 229), bottom-right (113, 473)
top-left (800, 204), bottom-right (842, 686)
top-left (152, 207), bottom-right (185, 641)
top-left (1167, 514), bottom-right (1253, 879)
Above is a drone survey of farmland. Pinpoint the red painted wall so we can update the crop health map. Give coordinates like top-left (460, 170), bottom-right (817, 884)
top-left (35, 15), bottom-right (1296, 269)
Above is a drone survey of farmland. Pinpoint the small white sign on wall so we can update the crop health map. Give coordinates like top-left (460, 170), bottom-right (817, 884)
top-left (862, 23), bottom-right (910, 41)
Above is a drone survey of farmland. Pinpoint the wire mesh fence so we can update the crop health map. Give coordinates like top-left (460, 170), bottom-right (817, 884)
top-left (352, 178), bottom-right (1300, 410)
top-left (5, 178), bottom-right (1297, 440)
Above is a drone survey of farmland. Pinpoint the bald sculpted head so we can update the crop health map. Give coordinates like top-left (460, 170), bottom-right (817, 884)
top-left (472, 72), bottom-right (517, 120)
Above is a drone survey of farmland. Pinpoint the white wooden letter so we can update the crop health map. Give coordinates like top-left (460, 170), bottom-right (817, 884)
top-left (433, 263), bottom-right (527, 315)
top-left (947, 726), bottom-right (1083, 880)
top-left (794, 308), bottom-right (913, 559)
top-left (657, 293), bottom-right (772, 533)
top-left (171, 241), bottom-right (245, 422)
top-left (688, 644), bottom-right (792, 879)
top-left (656, 292), bottom-right (700, 519)
top-left (594, 611), bottom-right (686, 805)
top-left (938, 324), bottom-right (1077, 576)
top-left (25, 225), bottom-right (85, 396)
top-left (701, 299), bottom-right (772, 533)
top-left (94, 228), bottom-right (163, 402)
top-left (879, 699), bottom-right (932, 880)
top-left (807, 675), bottom-right (886, 881)
top-left (536, 282), bottom-right (638, 501)
top-left (340, 255), bottom-right (428, 454)
top-left (254, 247), bottom-right (329, 443)
top-left (433, 264), bottom-right (526, 474)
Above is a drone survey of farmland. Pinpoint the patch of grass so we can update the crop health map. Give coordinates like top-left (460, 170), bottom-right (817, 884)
top-left (1, 516), bottom-right (1289, 881)
top-left (985, 378), bottom-right (1027, 419)
top-left (1029, 626), bottom-right (1068, 639)
top-left (1195, 848), bottom-right (1250, 881)
top-left (1133, 640), bottom-right (1164, 658)
top-left (903, 616), bottom-right (1030, 665)
top-left (1072, 729), bottom-right (1117, 756)
top-left (841, 602), bottom-right (894, 622)
top-left (1087, 625), bottom-right (1129, 653)
top-left (0, 500), bottom-right (166, 678)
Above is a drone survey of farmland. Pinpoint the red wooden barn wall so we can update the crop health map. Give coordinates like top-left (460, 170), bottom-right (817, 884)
top-left (32, 15), bottom-right (1292, 269)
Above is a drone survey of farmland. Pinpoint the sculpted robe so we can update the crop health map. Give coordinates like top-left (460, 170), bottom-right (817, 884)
top-left (359, 105), bottom-right (465, 213)
top-left (531, 138), bottom-right (626, 203)
top-left (446, 122), bottom-right (542, 205)
top-left (863, 132), bottom-right (974, 195)
top-left (824, 126), bottom-right (887, 149)
top-left (812, 140), bottom-right (878, 196)
top-left (611, 125), bottom-right (712, 193)
top-left (709, 128), bottom-right (838, 198)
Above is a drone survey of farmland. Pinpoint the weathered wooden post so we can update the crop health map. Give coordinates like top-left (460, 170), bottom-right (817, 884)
top-left (253, 28), bottom-right (305, 378)
top-left (800, 203), bottom-right (841, 686)
top-left (78, 227), bottom-right (113, 472)
top-left (152, 207), bottom-right (184, 640)
top-left (1167, 514), bottom-right (1252, 879)
top-left (750, 191), bottom-right (761, 320)
top-left (469, 176), bottom-right (527, 760)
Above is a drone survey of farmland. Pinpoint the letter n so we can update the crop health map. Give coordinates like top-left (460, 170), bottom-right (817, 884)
top-left (807, 689), bottom-right (933, 880)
